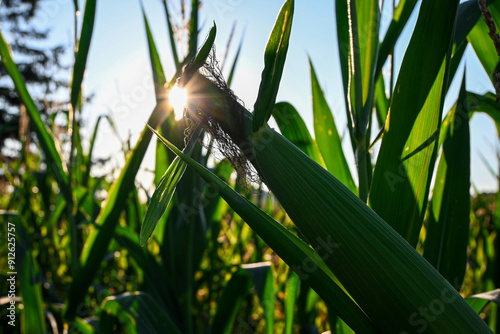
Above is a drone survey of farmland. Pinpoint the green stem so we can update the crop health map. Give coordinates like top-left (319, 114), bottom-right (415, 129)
top-left (356, 139), bottom-right (369, 203)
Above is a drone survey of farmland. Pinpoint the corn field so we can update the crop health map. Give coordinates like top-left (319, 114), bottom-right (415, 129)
top-left (1, 0), bottom-right (500, 333)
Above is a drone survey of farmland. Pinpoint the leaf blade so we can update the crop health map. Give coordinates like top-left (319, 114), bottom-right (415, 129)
top-left (252, 0), bottom-right (294, 132)
top-left (310, 59), bottom-right (357, 194)
top-left (423, 74), bottom-right (470, 288)
top-left (369, 0), bottom-right (459, 246)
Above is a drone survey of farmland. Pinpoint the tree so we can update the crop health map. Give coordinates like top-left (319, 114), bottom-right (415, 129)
top-left (0, 0), bottom-right (69, 158)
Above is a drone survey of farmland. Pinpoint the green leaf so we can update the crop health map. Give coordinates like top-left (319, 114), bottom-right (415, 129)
top-left (252, 0), bottom-right (294, 132)
top-left (227, 33), bottom-right (244, 88)
top-left (374, 74), bottom-right (389, 128)
top-left (242, 263), bottom-right (275, 333)
top-left (114, 227), bottom-right (181, 319)
top-left (70, 0), bottom-right (96, 110)
top-left (296, 283), bottom-right (319, 332)
top-left (5, 214), bottom-right (46, 334)
top-left (141, 123), bottom-right (202, 246)
top-left (454, 0), bottom-right (495, 48)
top-left (375, 0), bottom-right (418, 81)
top-left (100, 292), bottom-right (181, 334)
top-left (370, 0), bottom-right (459, 247)
top-left (337, 318), bottom-right (356, 334)
top-left (446, 40), bottom-right (468, 96)
top-left (466, 289), bottom-right (500, 314)
top-left (310, 59), bottom-right (356, 194)
top-left (142, 7), bottom-right (167, 98)
top-left (284, 272), bottom-right (299, 334)
top-left (0, 29), bottom-right (72, 203)
top-left (183, 23), bottom-right (217, 81)
top-left (85, 115), bottom-right (110, 186)
top-left (468, 91), bottom-right (500, 135)
top-left (64, 105), bottom-right (169, 320)
top-left (335, 0), bottom-right (356, 151)
top-left (155, 125), bottom-right (171, 186)
top-left (423, 74), bottom-right (470, 289)
top-left (149, 127), bottom-right (378, 334)
top-left (211, 269), bottom-right (253, 334)
top-left (180, 72), bottom-right (490, 332)
top-left (162, 0), bottom-right (180, 70)
top-left (344, 0), bottom-right (380, 201)
top-left (141, 157), bottom-right (185, 246)
top-left (354, 0), bottom-right (380, 123)
top-left (272, 102), bottom-right (324, 166)
top-left (188, 0), bottom-right (199, 60)
top-left (73, 318), bottom-right (96, 334)
top-left (467, 2), bottom-right (500, 87)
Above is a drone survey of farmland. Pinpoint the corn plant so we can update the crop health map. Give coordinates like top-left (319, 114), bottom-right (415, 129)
top-left (144, 0), bottom-right (500, 332)
top-left (1, 0), bottom-right (500, 333)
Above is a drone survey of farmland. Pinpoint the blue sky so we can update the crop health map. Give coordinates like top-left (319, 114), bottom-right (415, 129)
top-left (8, 0), bottom-right (499, 192)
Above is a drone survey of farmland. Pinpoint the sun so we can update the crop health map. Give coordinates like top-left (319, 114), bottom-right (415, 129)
top-left (169, 84), bottom-right (188, 120)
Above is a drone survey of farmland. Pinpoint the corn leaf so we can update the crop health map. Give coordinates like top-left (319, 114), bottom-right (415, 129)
top-left (355, 0), bottom-right (379, 121)
top-left (242, 263), bottom-right (275, 333)
top-left (467, 289), bottom-right (500, 310)
top-left (272, 102), bottom-right (324, 166)
top-left (162, 0), bottom-right (180, 70)
top-left (337, 319), bottom-right (355, 334)
top-left (346, 0), bottom-right (364, 134)
top-left (141, 125), bottom-right (200, 246)
top-left (454, 0), bottom-right (496, 48)
top-left (468, 91), bottom-right (500, 135)
top-left (375, 0), bottom-right (418, 80)
top-left (155, 125), bottom-right (171, 186)
top-left (100, 292), bottom-right (181, 334)
top-left (73, 318), bottom-right (95, 334)
top-left (284, 272), bottom-right (299, 334)
top-left (296, 284), bottom-right (319, 331)
top-left (188, 0), bottom-right (199, 60)
top-left (374, 74), bottom-right (389, 128)
top-left (249, 126), bottom-right (488, 332)
top-left (70, 0), bottom-right (96, 110)
top-left (64, 105), bottom-right (168, 320)
top-left (141, 156), bottom-right (185, 246)
top-left (114, 226), bottom-right (181, 319)
top-left (84, 115), bottom-right (112, 186)
top-left (227, 33), bottom-right (244, 88)
top-left (252, 0), bottom-right (294, 132)
top-left (6, 214), bottom-right (46, 334)
top-left (184, 23), bottom-right (216, 80)
top-left (446, 41), bottom-right (468, 96)
top-left (466, 289), bottom-right (500, 321)
top-left (149, 126), bottom-right (378, 333)
top-left (370, 0), bottom-right (458, 247)
top-left (344, 0), bottom-right (379, 201)
top-left (467, 2), bottom-right (500, 87)
top-left (211, 269), bottom-right (252, 333)
top-left (335, 0), bottom-right (355, 151)
top-left (310, 59), bottom-right (356, 194)
top-left (142, 8), bottom-right (167, 96)
top-left (423, 74), bottom-right (470, 289)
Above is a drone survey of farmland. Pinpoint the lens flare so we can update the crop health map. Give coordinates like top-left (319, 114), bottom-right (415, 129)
top-left (169, 84), bottom-right (188, 120)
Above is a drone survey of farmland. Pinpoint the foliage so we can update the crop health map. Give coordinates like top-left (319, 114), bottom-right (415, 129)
top-left (1, 0), bottom-right (500, 333)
